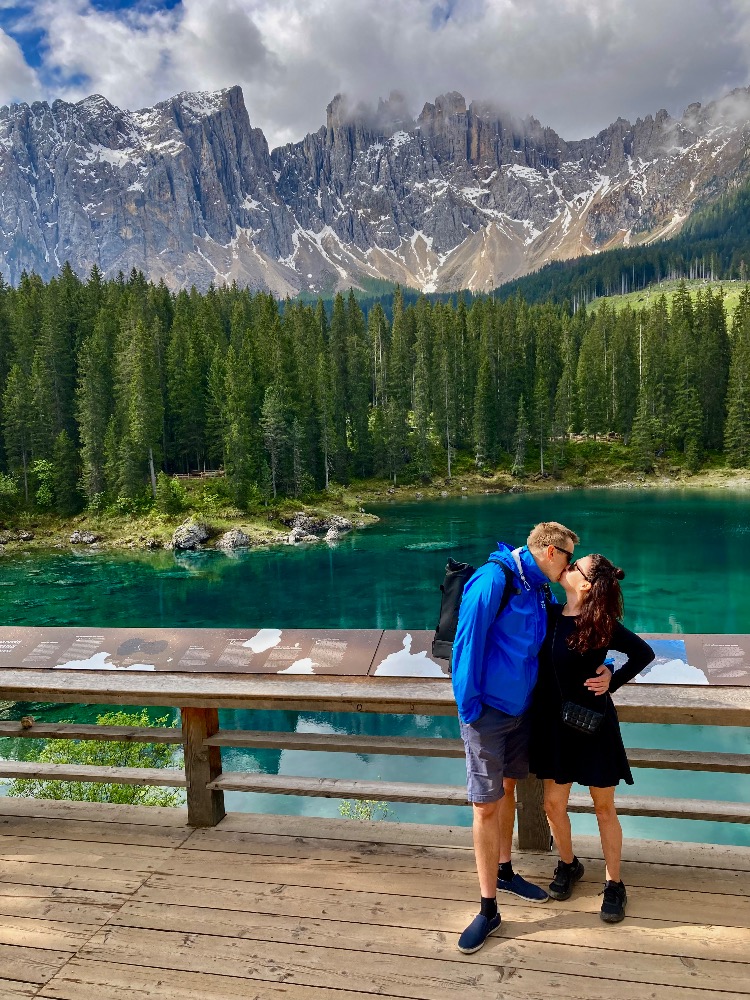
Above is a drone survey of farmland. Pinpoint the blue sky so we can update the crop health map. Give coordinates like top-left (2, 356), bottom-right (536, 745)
top-left (0, 1), bottom-right (749, 149)
top-left (0, 1), bottom-right (182, 68)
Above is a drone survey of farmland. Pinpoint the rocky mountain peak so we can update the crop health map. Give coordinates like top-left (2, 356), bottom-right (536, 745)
top-left (164, 85), bottom-right (244, 120)
top-left (0, 83), bottom-right (749, 296)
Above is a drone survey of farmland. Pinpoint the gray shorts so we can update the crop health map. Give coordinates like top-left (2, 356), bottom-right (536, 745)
top-left (459, 705), bottom-right (530, 803)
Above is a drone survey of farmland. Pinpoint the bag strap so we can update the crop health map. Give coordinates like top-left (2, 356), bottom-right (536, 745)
top-left (551, 616), bottom-right (565, 703)
top-left (495, 562), bottom-right (516, 618)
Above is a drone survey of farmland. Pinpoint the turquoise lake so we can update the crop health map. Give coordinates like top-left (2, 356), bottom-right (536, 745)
top-left (1, 488), bottom-right (748, 845)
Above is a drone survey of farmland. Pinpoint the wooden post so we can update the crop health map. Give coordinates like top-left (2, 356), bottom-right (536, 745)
top-left (181, 707), bottom-right (225, 827)
top-left (515, 775), bottom-right (550, 851)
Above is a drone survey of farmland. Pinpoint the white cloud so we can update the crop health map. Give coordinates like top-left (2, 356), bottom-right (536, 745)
top-left (3, 0), bottom-right (750, 149)
top-left (0, 27), bottom-right (42, 105)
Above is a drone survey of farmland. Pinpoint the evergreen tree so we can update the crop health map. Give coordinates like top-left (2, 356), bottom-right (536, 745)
top-left (328, 293), bottom-right (350, 478)
top-left (432, 304), bottom-right (457, 478)
top-left (725, 289), bottom-right (750, 466)
top-left (223, 343), bottom-right (257, 505)
top-left (472, 351), bottom-right (492, 469)
top-left (3, 364), bottom-right (32, 501)
top-left (576, 305), bottom-right (608, 437)
top-left (346, 291), bottom-right (372, 477)
top-left (29, 350), bottom-right (55, 459)
top-left (260, 384), bottom-right (288, 499)
top-left (204, 346), bottom-right (227, 469)
top-left (512, 396), bottom-right (529, 476)
top-left (383, 289), bottom-right (409, 483)
top-left (316, 349), bottom-right (336, 490)
top-left (166, 293), bottom-right (207, 473)
top-left (412, 300), bottom-right (433, 478)
top-left (115, 316), bottom-right (164, 497)
top-left (696, 285), bottom-right (730, 450)
top-left (631, 392), bottom-right (656, 472)
top-left (76, 307), bottom-right (116, 500)
top-left (52, 429), bottom-right (81, 516)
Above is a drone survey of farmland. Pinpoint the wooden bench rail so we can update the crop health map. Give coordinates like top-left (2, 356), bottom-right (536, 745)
top-left (205, 730), bottom-right (750, 774)
top-left (208, 772), bottom-right (468, 804)
top-left (1, 724), bottom-right (746, 774)
top-left (205, 731), bottom-right (467, 756)
top-left (0, 663), bottom-right (745, 843)
top-left (207, 771), bottom-right (750, 825)
top-left (568, 792), bottom-right (750, 825)
top-left (0, 722), bottom-right (183, 743)
top-left (625, 748), bottom-right (750, 773)
top-left (0, 761), bottom-right (186, 787)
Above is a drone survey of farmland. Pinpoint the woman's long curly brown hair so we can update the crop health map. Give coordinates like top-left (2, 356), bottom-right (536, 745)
top-left (568, 553), bottom-right (625, 653)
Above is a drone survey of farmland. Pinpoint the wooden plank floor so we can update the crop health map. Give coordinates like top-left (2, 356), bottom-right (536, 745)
top-left (0, 799), bottom-right (746, 998)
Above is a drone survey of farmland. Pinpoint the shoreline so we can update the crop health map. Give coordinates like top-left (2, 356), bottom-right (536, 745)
top-left (0, 467), bottom-right (748, 557)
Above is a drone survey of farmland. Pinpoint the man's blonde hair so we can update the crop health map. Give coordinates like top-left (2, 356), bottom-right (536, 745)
top-left (527, 521), bottom-right (580, 553)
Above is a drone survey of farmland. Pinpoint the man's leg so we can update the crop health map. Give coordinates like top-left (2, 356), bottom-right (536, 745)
top-left (497, 777), bottom-right (517, 865)
top-left (457, 711), bottom-right (505, 953)
top-left (473, 798), bottom-right (503, 897)
top-left (495, 716), bottom-right (548, 904)
top-left (472, 778), bottom-right (520, 897)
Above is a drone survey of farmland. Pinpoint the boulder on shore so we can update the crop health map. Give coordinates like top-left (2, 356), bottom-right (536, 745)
top-left (284, 511), bottom-right (354, 537)
top-left (70, 530), bottom-right (101, 544)
top-left (286, 512), bottom-right (325, 534)
top-left (169, 519), bottom-right (209, 550)
top-left (0, 529), bottom-right (34, 543)
top-left (288, 526), bottom-right (320, 544)
top-left (326, 514), bottom-right (352, 533)
top-left (216, 528), bottom-right (250, 550)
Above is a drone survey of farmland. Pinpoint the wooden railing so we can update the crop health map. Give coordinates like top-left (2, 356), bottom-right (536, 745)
top-left (0, 656), bottom-right (748, 849)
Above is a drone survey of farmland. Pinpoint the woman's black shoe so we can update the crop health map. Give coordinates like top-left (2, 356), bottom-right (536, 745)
top-left (548, 859), bottom-right (584, 900)
top-left (600, 880), bottom-right (627, 922)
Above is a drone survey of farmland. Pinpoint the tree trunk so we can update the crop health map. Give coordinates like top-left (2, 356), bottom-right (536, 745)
top-left (148, 448), bottom-right (158, 498)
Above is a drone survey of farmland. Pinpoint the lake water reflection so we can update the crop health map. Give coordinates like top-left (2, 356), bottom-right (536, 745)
top-left (1, 489), bottom-right (748, 845)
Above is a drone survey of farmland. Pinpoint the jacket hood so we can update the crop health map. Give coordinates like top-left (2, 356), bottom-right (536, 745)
top-left (489, 542), bottom-right (548, 589)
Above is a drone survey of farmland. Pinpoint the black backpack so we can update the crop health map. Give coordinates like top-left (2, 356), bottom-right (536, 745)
top-left (431, 557), bottom-right (517, 663)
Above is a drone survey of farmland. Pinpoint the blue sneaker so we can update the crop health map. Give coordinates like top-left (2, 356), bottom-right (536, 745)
top-left (497, 872), bottom-right (549, 903)
top-left (457, 911), bottom-right (501, 954)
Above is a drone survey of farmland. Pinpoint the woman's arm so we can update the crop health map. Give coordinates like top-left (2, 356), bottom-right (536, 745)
top-left (606, 623), bottom-right (656, 692)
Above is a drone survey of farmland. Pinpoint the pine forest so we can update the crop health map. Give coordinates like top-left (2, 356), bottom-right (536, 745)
top-left (1, 264), bottom-right (749, 519)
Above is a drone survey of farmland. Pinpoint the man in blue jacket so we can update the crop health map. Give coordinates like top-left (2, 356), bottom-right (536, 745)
top-left (453, 520), bottom-right (579, 954)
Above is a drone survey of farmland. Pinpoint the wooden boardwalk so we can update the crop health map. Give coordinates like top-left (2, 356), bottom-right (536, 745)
top-left (0, 798), bottom-right (748, 999)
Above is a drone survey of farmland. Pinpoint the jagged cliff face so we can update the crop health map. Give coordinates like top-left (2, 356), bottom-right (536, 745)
top-left (1, 85), bottom-right (749, 293)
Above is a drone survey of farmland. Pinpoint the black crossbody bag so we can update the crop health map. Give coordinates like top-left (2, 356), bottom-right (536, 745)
top-left (552, 620), bottom-right (605, 735)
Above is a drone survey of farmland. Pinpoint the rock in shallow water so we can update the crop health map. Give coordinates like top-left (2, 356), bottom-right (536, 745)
top-left (216, 528), bottom-right (250, 550)
top-left (288, 526), bottom-right (320, 544)
top-left (169, 519), bottom-right (209, 550)
top-left (285, 512), bottom-right (353, 540)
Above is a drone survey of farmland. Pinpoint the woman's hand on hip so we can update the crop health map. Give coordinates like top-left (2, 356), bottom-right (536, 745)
top-left (584, 665), bottom-right (612, 695)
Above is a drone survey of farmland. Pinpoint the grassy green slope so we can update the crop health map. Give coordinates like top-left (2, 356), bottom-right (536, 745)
top-left (589, 278), bottom-right (747, 318)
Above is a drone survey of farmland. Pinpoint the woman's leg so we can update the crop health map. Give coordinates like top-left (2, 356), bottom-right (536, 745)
top-left (589, 785), bottom-right (622, 882)
top-left (543, 780), bottom-right (574, 862)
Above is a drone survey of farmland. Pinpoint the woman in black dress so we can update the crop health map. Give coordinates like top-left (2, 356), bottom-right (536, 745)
top-left (530, 553), bottom-right (654, 923)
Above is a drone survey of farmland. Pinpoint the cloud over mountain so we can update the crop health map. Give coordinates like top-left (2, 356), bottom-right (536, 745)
top-left (1, 0), bottom-right (750, 149)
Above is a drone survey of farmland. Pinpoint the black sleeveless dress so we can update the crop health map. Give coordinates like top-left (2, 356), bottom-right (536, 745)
top-left (529, 604), bottom-right (654, 787)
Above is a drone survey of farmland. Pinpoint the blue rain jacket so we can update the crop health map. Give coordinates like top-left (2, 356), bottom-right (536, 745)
top-left (451, 542), bottom-right (551, 724)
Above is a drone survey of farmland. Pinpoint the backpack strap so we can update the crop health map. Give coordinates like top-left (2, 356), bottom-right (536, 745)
top-left (494, 562), bottom-right (519, 619)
